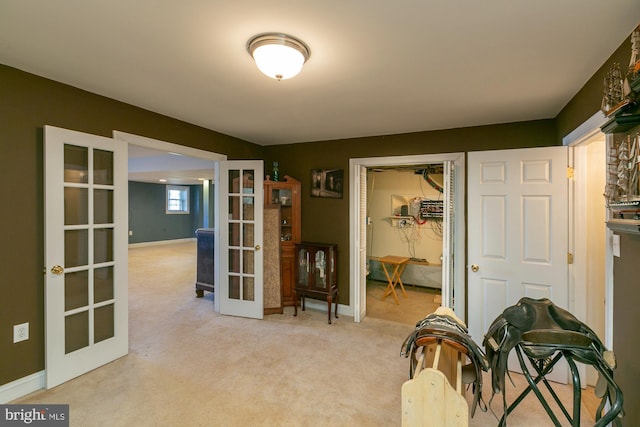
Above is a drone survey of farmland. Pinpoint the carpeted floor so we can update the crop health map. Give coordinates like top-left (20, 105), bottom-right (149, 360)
top-left (366, 279), bottom-right (441, 326)
top-left (14, 241), bottom-right (599, 426)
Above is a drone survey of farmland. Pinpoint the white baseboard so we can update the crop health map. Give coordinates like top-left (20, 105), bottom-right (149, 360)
top-left (128, 237), bottom-right (196, 248)
top-left (302, 300), bottom-right (352, 317)
top-left (0, 371), bottom-right (45, 403)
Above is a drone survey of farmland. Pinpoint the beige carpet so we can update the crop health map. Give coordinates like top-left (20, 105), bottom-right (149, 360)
top-left (366, 279), bottom-right (441, 326)
top-left (14, 241), bottom-right (598, 426)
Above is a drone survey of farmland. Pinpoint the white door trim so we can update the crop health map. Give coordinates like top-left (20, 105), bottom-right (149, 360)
top-left (112, 130), bottom-right (226, 312)
top-left (562, 111), bottom-right (613, 349)
top-left (349, 153), bottom-right (466, 323)
top-left (113, 131), bottom-right (227, 161)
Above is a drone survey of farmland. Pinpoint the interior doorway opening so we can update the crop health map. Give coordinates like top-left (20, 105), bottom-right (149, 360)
top-left (364, 164), bottom-right (446, 325)
top-left (114, 131), bottom-right (224, 313)
top-left (349, 153), bottom-right (465, 324)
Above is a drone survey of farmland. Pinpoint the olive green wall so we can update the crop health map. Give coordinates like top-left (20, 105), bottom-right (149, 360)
top-left (613, 233), bottom-right (640, 425)
top-left (0, 64), bottom-right (264, 387)
top-left (556, 34), bottom-right (633, 140)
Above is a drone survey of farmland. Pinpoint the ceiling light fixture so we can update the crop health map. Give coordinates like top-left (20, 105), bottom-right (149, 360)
top-left (247, 33), bottom-right (310, 81)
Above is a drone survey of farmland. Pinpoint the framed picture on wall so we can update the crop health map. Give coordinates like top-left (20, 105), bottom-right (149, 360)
top-left (311, 168), bottom-right (344, 199)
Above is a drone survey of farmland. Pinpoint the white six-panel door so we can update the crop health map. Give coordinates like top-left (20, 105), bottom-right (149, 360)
top-left (467, 147), bottom-right (569, 381)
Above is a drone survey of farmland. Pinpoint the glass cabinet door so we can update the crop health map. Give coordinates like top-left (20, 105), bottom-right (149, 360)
top-left (298, 248), bottom-right (309, 287)
top-left (314, 249), bottom-right (327, 289)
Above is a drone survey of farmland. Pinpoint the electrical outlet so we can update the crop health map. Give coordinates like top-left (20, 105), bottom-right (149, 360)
top-left (13, 322), bottom-right (29, 343)
top-left (128, 230), bottom-right (133, 236)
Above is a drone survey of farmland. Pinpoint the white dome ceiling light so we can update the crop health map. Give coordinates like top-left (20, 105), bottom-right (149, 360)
top-left (247, 33), bottom-right (310, 81)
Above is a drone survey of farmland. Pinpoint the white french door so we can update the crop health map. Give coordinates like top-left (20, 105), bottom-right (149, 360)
top-left (467, 146), bottom-right (568, 382)
top-left (218, 160), bottom-right (264, 319)
top-left (44, 125), bottom-right (128, 388)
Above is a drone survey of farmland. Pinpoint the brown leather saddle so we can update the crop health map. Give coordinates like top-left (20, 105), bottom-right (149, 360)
top-left (483, 297), bottom-right (623, 426)
top-left (401, 310), bottom-right (488, 417)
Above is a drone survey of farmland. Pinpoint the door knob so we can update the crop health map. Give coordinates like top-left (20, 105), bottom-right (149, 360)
top-left (471, 264), bottom-right (479, 272)
top-left (255, 245), bottom-right (261, 251)
top-left (51, 265), bottom-right (64, 275)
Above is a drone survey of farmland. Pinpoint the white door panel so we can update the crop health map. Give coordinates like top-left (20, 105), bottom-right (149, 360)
top-left (44, 125), bottom-right (128, 388)
top-left (468, 147), bottom-right (569, 383)
top-left (218, 160), bottom-right (264, 319)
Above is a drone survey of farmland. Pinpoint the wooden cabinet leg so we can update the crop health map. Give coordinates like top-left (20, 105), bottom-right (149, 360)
top-left (293, 291), bottom-right (298, 317)
top-left (327, 295), bottom-right (332, 324)
top-left (334, 291), bottom-right (339, 320)
top-left (196, 289), bottom-right (204, 298)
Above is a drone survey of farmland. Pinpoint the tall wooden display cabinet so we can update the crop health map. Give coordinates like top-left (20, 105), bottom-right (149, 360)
top-left (264, 175), bottom-right (301, 306)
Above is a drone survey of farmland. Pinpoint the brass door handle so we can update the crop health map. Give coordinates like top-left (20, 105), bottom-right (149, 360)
top-left (471, 264), bottom-right (479, 272)
top-left (255, 245), bottom-right (261, 251)
top-left (51, 265), bottom-right (64, 275)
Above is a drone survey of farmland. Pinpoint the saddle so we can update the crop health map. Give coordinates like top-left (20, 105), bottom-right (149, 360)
top-left (401, 307), bottom-right (488, 417)
top-left (483, 297), bottom-right (623, 426)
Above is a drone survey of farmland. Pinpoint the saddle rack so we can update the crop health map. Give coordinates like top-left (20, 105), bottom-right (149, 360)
top-left (401, 307), bottom-right (487, 427)
top-left (484, 297), bottom-right (624, 427)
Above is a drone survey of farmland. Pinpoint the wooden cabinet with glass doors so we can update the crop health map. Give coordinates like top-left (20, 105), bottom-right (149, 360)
top-left (263, 175), bottom-right (301, 306)
top-left (294, 242), bottom-right (338, 324)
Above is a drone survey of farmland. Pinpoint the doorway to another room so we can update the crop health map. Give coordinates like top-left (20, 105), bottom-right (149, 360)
top-left (349, 153), bottom-right (466, 325)
top-left (365, 165), bottom-right (445, 325)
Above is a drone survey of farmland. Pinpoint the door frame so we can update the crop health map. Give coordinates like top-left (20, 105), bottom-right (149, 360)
top-left (112, 131), bottom-right (226, 312)
top-left (561, 111), bottom-right (613, 349)
top-left (349, 153), bottom-right (466, 323)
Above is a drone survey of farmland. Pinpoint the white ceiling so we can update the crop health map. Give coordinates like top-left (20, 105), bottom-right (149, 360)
top-left (128, 144), bottom-right (216, 185)
top-left (2, 1), bottom-right (640, 148)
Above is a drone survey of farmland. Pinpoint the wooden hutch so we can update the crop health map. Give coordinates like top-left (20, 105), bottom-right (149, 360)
top-left (264, 175), bottom-right (301, 306)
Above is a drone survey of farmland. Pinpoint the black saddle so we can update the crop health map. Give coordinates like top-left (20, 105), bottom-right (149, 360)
top-left (483, 297), bottom-right (623, 426)
top-left (401, 310), bottom-right (488, 417)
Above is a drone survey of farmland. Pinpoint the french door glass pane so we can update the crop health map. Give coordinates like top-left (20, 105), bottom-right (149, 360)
top-left (229, 276), bottom-right (240, 300)
top-left (94, 189), bottom-right (113, 224)
top-left (64, 144), bottom-right (88, 184)
top-left (65, 229), bottom-right (88, 268)
top-left (243, 224), bottom-right (254, 247)
top-left (243, 250), bottom-right (254, 274)
top-left (229, 169), bottom-right (240, 193)
top-left (65, 271), bottom-right (88, 311)
top-left (94, 304), bottom-right (115, 343)
top-left (244, 170), bottom-right (255, 193)
top-left (93, 149), bottom-right (113, 185)
top-left (65, 311), bottom-right (89, 354)
top-left (64, 188), bottom-right (88, 225)
top-left (229, 223), bottom-right (240, 246)
top-left (94, 228), bottom-right (113, 264)
top-left (243, 277), bottom-right (255, 301)
top-left (94, 266), bottom-right (114, 303)
top-left (229, 249), bottom-right (240, 273)
top-left (229, 196), bottom-right (240, 220)
top-left (243, 195), bottom-right (254, 220)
